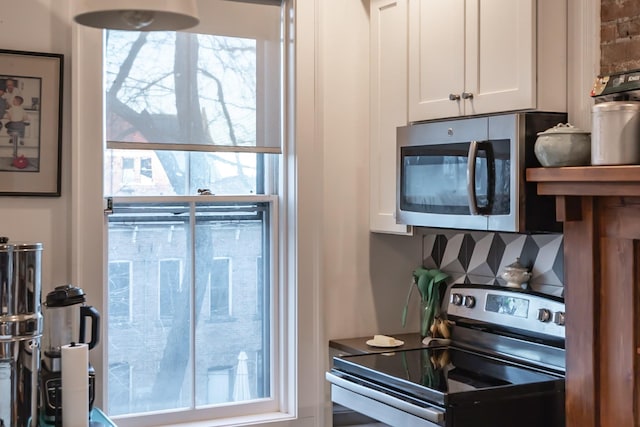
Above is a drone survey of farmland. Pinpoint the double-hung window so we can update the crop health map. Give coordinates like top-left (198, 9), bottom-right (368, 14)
top-left (99, 1), bottom-right (286, 425)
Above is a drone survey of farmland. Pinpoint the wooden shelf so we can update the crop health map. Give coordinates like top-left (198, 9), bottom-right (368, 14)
top-left (526, 165), bottom-right (640, 196)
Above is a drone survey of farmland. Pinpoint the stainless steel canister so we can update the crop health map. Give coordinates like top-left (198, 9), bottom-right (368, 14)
top-left (592, 101), bottom-right (640, 165)
top-left (0, 238), bottom-right (42, 427)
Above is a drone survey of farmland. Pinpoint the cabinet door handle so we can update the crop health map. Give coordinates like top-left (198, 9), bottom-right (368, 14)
top-left (448, 93), bottom-right (460, 101)
top-left (462, 92), bottom-right (474, 100)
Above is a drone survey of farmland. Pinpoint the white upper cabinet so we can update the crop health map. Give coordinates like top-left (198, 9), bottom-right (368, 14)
top-left (408, 0), bottom-right (567, 122)
top-left (369, 0), bottom-right (412, 234)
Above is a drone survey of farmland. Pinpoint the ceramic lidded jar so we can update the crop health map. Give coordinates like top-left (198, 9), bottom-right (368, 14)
top-left (534, 123), bottom-right (591, 167)
top-left (500, 258), bottom-right (532, 289)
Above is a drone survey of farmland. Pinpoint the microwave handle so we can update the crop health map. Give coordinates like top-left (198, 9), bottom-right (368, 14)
top-left (467, 141), bottom-right (495, 215)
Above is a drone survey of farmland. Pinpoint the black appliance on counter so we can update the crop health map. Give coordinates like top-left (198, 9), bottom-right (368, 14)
top-left (326, 284), bottom-right (566, 427)
top-left (40, 285), bottom-right (100, 426)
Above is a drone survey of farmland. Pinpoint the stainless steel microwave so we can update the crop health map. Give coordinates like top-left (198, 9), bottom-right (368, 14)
top-left (396, 112), bottom-right (567, 232)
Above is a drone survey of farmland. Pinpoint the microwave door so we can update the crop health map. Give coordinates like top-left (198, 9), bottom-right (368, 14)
top-left (397, 143), bottom-right (489, 230)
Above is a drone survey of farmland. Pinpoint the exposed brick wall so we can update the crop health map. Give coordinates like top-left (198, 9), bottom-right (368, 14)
top-left (601, 0), bottom-right (640, 75)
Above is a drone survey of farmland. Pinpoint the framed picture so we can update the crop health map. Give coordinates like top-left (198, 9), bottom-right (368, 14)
top-left (0, 49), bottom-right (63, 196)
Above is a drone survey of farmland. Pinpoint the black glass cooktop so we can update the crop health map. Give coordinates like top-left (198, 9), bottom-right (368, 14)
top-left (332, 346), bottom-right (563, 407)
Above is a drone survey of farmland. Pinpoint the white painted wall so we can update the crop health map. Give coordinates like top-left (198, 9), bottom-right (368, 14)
top-left (0, 0), bottom-right (72, 292)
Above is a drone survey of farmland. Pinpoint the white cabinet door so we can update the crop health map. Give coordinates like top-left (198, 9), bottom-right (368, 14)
top-left (370, 0), bottom-right (412, 234)
top-left (464, 0), bottom-right (535, 116)
top-left (408, 0), bottom-right (465, 122)
top-left (409, 0), bottom-right (547, 122)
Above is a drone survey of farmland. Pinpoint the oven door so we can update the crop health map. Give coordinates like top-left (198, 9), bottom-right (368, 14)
top-left (326, 372), bottom-right (444, 427)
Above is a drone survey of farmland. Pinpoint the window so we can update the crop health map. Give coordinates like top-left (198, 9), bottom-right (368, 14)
top-left (107, 201), bottom-right (273, 414)
top-left (101, 1), bottom-right (285, 424)
top-left (140, 157), bottom-right (152, 179)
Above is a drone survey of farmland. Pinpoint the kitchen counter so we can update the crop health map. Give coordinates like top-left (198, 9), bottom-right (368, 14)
top-left (329, 332), bottom-right (424, 356)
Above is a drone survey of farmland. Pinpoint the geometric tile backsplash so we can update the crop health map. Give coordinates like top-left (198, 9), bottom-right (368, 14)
top-left (422, 230), bottom-right (564, 298)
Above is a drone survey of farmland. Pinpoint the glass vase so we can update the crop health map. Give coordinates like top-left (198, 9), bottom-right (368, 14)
top-left (420, 297), bottom-right (431, 339)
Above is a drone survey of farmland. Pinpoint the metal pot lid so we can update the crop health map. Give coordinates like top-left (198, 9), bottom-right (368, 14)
top-left (11, 242), bottom-right (43, 251)
top-left (537, 123), bottom-right (590, 136)
top-left (592, 100), bottom-right (640, 112)
top-left (45, 284), bottom-right (87, 307)
top-left (0, 237), bottom-right (42, 252)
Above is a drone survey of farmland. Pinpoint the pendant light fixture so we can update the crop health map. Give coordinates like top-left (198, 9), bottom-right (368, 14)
top-left (74, 0), bottom-right (200, 31)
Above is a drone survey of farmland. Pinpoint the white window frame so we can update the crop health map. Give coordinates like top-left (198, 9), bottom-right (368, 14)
top-left (71, 1), bottom-right (324, 426)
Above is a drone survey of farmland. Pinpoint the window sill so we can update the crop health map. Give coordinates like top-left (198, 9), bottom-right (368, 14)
top-left (112, 411), bottom-right (297, 427)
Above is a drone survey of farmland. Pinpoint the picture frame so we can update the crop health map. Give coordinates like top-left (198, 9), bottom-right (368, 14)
top-left (0, 49), bottom-right (63, 196)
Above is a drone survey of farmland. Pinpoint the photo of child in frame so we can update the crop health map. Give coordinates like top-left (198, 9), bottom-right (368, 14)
top-left (0, 76), bottom-right (41, 171)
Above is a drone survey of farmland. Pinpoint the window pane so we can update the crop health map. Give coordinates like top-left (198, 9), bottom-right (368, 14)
top-left (107, 201), bottom-right (271, 415)
top-left (104, 149), bottom-right (266, 196)
top-left (104, 28), bottom-right (281, 152)
top-left (108, 362), bottom-right (132, 414)
top-left (108, 261), bottom-right (131, 319)
top-left (159, 259), bottom-right (182, 318)
top-left (210, 258), bottom-right (230, 317)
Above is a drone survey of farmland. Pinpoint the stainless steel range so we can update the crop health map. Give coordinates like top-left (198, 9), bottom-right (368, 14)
top-left (326, 284), bottom-right (566, 427)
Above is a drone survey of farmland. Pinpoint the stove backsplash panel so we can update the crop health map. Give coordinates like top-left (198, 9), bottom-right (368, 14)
top-left (422, 231), bottom-right (564, 297)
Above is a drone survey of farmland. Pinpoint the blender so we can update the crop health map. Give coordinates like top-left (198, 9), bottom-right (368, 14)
top-left (40, 284), bottom-right (100, 425)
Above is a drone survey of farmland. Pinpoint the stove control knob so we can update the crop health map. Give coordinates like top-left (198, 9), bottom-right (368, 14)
top-left (450, 293), bottom-right (463, 306)
top-left (462, 295), bottom-right (476, 308)
top-left (537, 308), bottom-right (552, 322)
top-left (553, 311), bottom-right (566, 326)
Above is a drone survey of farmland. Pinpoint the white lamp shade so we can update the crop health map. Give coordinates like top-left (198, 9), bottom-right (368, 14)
top-left (74, 0), bottom-right (200, 31)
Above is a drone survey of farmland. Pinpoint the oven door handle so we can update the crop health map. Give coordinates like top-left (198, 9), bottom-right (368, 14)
top-left (326, 372), bottom-right (445, 424)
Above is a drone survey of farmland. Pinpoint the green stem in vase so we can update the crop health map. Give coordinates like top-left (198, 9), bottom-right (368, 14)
top-left (401, 267), bottom-right (449, 337)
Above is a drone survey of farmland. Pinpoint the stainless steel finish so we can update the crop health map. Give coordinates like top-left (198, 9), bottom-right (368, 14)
top-left (447, 285), bottom-right (566, 373)
top-left (451, 325), bottom-right (566, 373)
top-left (466, 140), bottom-right (480, 215)
top-left (327, 373), bottom-right (444, 427)
top-left (461, 92), bottom-right (473, 99)
top-left (462, 295), bottom-right (475, 308)
top-left (450, 293), bottom-right (462, 305)
top-left (592, 101), bottom-right (640, 165)
top-left (396, 117), bottom-right (490, 231)
top-left (397, 112), bottom-right (565, 232)
top-left (0, 242), bottom-right (42, 320)
top-left (0, 239), bottom-right (42, 427)
top-left (538, 308), bottom-right (552, 322)
top-left (449, 93), bottom-right (460, 101)
top-left (0, 316), bottom-right (41, 339)
top-left (446, 286), bottom-right (565, 340)
top-left (0, 242), bottom-right (12, 320)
